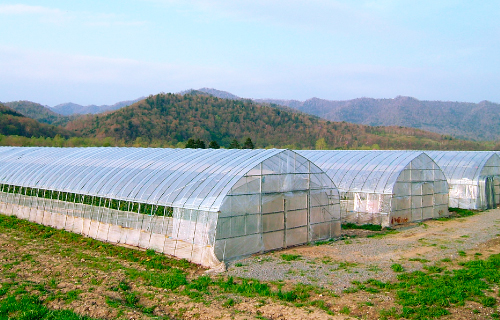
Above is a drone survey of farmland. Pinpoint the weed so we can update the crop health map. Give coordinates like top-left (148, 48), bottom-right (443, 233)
top-left (367, 264), bottom-right (382, 272)
top-left (105, 296), bottom-right (122, 308)
top-left (391, 263), bottom-right (404, 272)
top-left (309, 300), bottom-right (334, 315)
top-left (48, 278), bottom-right (59, 289)
top-left (118, 281), bottom-right (131, 291)
top-left (222, 298), bottom-right (236, 307)
top-left (187, 275), bottom-right (212, 292)
top-left (124, 292), bottom-right (139, 307)
top-left (234, 262), bottom-right (244, 267)
top-left (482, 296), bottom-right (497, 307)
top-left (457, 250), bottom-right (467, 257)
top-left (281, 254), bottom-right (301, 261)
top-left (0, 293), bottom-right (96, 320)
top-left (449, 207), bottom-right (478, 217)
top-left (339, 306), bottom-right (351, 315)
top-left (342, 223), bottom-right (382, 231)
top-left (379, 307), bottom-right (398, 317)
top-left (408, 258), bottom-right (430, 263)
top-left (335, 261), bottom-right (358, 270)
top-left (367, 229), bottom-right (398, 238)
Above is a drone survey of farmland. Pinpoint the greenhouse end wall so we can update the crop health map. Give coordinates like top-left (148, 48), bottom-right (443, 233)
top-left (297, 151), bottom-right (449, 228)
top-left (214, 150), bottom-right (341, 262)
top-left (426, 151), bottom-right (500, 210)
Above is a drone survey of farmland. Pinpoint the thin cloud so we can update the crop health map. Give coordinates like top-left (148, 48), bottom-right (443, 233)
top-left (0, 4), bottom-right (62, 15)
top-left (0, 4), bottom-right (145, 27)
top-left (148, 0), bottom-right (393, 35)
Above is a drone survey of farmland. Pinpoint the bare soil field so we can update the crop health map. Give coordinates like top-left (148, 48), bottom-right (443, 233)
top-left (1, 208), bottom-right (500, 319)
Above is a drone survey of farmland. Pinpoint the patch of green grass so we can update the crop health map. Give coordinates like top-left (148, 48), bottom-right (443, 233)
top-left (222, 298), bottom-right (236, 307)
top-left (281, 254), bottom-right (301, 261)
top-left (335, 261), bottom-right (358, 270)
top-left (448, 207), bottom-right (478, 217)
top-left (214, 277), bottom-right (312, 303)
top-left (391, 263), bottom-right (404, 272)
top-left (367, 264), bottom-right (382, 272)
top-left (342, 223), bottom-right (382, 231)
top-left (408, 258), bottom-right (430, 263)
top-left (367, 229), bottom-right (398, 238)
top-left (457, 250), bottom-right (467, 257)
top-left (339, 306), bottom-right (351, 314)
top-left (379, 307), bottom-right (398, 317)
top-left (314, 238), bottom-right (335, 246)
top-left (482, 296), bottom-right (497, 307)
top-left (126, 267), bottom-right (187, 291)
top-left (0, 292), bottom-right (98, 320)
top-left (309, 299), bottom-right (334, 315)
top-left (0, 214), bottom-right (193, 271)
top-left (355, 254), bottom-right (500, 319)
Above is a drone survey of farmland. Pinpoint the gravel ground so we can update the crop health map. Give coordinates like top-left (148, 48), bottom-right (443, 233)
top-left (226, 208), bottom-right (500, 293)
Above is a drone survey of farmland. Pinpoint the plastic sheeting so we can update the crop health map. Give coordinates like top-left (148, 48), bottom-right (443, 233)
top-left (0, 147), bottom-right (341, 267)
top-left (426, 151), bottom-right (500, 210)
top-left (297, 150), bottom-right (449, 227)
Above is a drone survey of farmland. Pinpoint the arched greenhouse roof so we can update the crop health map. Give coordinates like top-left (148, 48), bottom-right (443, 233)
top-left (425, 151), bottom-right (500, 184)
top-left (296, 150), bottom-right (436, 194)
top-left (0, 147), bottom-right (316, 212)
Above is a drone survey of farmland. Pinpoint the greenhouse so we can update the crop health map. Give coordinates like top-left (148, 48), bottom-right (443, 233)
top-left (0, 147), bottom-right (341, 268)
top-left (426, 151), bottom-right (500, 210)
top-left (296, 150), bottom-right (449, 227)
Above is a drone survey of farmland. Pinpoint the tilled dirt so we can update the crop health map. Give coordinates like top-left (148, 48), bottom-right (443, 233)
top-left (1, 209), bottom-right (500, 319)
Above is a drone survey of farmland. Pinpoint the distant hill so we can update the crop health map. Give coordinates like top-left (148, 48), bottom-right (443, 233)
top-left (52, 97), bottom-right (145, 116)
top-left (65, 93), bottom-right (491, 150)
top-left (0, 103), bottom-right (73, 138)
top-left (3, 100), bottom-right (67, 125)
top-left (255, 96), bottom-right (500, 141)
top-left (180, 88), bottom-right (242, 100)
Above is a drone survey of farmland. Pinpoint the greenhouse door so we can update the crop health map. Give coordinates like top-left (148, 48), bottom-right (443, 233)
top-left (283, 192), bottom-right (309, 248)
top-left (486, 177), bottom-right (496, 209)
top-left (262, 191), bottom-right (309, 251)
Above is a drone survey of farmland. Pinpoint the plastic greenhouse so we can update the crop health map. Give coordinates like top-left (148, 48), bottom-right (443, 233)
top-left (0, 147), bottom-right (340, 268)
top-left (296, 150), bottom-right (449, 227)
top-left (426, 151), bottom-right (500, 210)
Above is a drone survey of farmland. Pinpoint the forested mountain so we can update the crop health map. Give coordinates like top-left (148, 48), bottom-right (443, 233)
top-left (0, 103), bottom-right (74, 138)
top-left (52, 97), bottom-right (144, 116)
top-left (255, 96), bottom-right (500, 141)
top-left (65, 93), bottom-right (492, 150)
top-left (3, 100), bottom-right (68, 125)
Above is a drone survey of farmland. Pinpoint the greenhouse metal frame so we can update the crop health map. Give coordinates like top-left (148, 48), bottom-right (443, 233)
top-left (296, 150), bottom-right (449, 227)
top-left (426, 151), bottom-right (500, 210)
top-left (0, 147), bottom-right (341, 268)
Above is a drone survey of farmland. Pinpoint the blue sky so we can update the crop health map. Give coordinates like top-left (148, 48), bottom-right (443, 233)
top-left (0, 1), bottom-right (499, 106)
